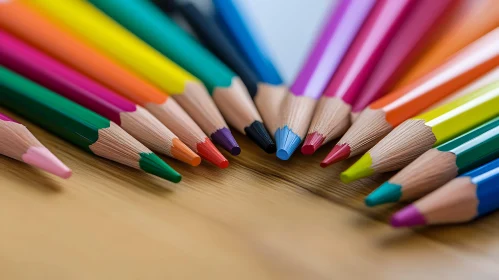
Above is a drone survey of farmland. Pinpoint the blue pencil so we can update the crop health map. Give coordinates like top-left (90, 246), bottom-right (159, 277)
top-left (391, 157), bottom-right (499, 227)
top-left (213, 0), bottom-right (286, 137)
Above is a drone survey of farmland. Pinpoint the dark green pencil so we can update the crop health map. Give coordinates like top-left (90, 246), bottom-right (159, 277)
top-left (0, 66), bottom-right (181, 183)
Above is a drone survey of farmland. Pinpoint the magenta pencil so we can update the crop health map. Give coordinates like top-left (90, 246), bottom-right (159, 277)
top-left (351, 0), bottom-right (455, 119)
top-left (0, 31), bottom-right (200, 166)
top-left (0, 112), bottom-right (71, 178)
top-left (275, 0), bottom-right (376, 160)
top-left (303, 0), bottom-right (416, 155)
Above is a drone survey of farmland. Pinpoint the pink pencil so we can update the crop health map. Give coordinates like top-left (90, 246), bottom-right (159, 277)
top-left (0, 31), bottom-right (200, 166)
top-left (275, 0), bottom-right (376, 160)
top-left (303, 0), bottom-right (416, 155)
top-left (0, 112), bottom-right (71, 178)
top-left (351, 0), bottom-right (455, 120)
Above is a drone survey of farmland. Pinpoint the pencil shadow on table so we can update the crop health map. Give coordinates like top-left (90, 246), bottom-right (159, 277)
top-left (0, 157), bottom-right (64, 193)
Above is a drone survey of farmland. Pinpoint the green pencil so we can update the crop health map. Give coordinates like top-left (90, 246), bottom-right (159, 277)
top-left (0, 66), bottom-right (181, 183)
top-left (366, 116), bottom-right (499, 206)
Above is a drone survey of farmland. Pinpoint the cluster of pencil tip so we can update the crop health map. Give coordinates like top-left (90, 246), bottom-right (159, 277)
top-left (1, 0), bottom-right (499, 227)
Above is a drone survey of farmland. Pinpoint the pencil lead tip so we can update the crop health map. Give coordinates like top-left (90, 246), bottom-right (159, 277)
top-left (139, 152), bottom-right (182, 183)
top-left (171, 138), bottom-right (202, 166)
top-left (275, 125), bottom-right (302, 160)
top-left (320, 144), bottom-right (351, 167)
top-left (365, 182), bottom-right (402, 207)
top-left (196, 138), bottom-right (229, 168)
top-left (22, 147), bottom-right (72, 179)
top-left (245, 121), bottom-right (276, 153)
top-left (211, 127), bottom-right (241, 156)
top-left (340, 153), bottom-right (374, 183)
top-left (390, 205), bottom-right (426, 228)
top-left (301, 132), bottom-right (324, 155)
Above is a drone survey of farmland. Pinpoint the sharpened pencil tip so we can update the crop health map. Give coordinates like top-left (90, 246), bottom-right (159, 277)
top-left (365, 182), bottom-right (402, 207)
top-left (275, 125), bottom-right (302, 160)
top-left (171, 138), bottom-right (201, 166)
top-left (196, 138), bottom-right (229, 168)
top-left (22, 147), bottom-right (72, 179)
top-left (211, 127), bottom-right (241, 156)
top-left (301, 132), bottom-right (325, 155)
top-left (139, 152), bottom-right (182, 183)
top-left (391, 205), bottom-right (427, 228)
top-left (320, 144), bottom-right (351, 168)
top-left (340, 153), bottom-right (374, 183)
top-left (245, 121), bottom-right (276, 154)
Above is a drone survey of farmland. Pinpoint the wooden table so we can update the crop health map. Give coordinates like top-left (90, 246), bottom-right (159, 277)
top-left (1, 109), bottom-right (499, 279)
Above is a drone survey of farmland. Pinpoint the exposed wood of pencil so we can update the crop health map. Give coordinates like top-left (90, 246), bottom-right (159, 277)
top-left (414, 177), bottom-right (478, 224)
top-left (88, 122), bottom-right (150, 169)
top-left (145, 98), bottom-right (209, 152)
top-left (337, 108), bottom-right (392, 157)
top-left (280, 93), bottom-right (317, 138)
top-left (0, 119), bottom-right (71, 178)
top-left (212, 77), bottom-right (262, 133)
top-left (390, 149), bottom-right (458, 200)
top-left (370, 119), bottom-right (436, 173)
top-left (308, 97), bottom-right (351, 144)
top-left (173, 81), bottom-right (229, 135)
top-left (253, 83), bottom-right (287, 136)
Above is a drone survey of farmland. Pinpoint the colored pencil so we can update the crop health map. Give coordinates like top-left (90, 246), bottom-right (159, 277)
top-left (0, 31), bottom-right (201, 167)
top-left (366, 117), bottom-right (499, 207)
top-left (341, 82), bottom-right (499, 183)
top-left (171, 1), bottom-right (285, 137)
top-left (303, 0), bottom-right (415, 156)
top-left (395, 0), bottom-right (499, 88)
top-left (0, 112), bottom-right (71, 179)
top-left (0, 1), bottom-right (227, 168)
top-left (322, 28), bottom-right (499, 167)
top-left (87, 0), bottom-right (275, 153)
top-left (0, 66), bottom-right (181, 183)
top-left (423, 67), bottom-right (499, 113)
top-left (269, 0), bottom-right (376, 160)
top-left (350, 0), bottom-right (455, 119)
top-left (30, 0), bottom-right (242, 157)
top-left (173, 1), bottom-right (260, 98)
top-left (212, 0), bottom-right (287, 137)
top-left (391, 158), bottom-right (499, 227)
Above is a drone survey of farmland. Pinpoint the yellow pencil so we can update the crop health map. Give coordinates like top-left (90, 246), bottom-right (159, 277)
top-left (341, 81), bottom-right (499, 183)
top-left (28, 0), bottom-right (240, 155)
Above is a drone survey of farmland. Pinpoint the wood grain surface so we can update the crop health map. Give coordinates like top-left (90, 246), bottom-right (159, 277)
top-left (1, 107), bottom-right (499, 280)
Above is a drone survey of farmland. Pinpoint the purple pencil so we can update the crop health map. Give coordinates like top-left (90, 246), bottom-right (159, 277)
top-left (304, 0), bottom-right (416, 156)
top-left (0, 31), bottom-right (201, 166)
top-left (351, 0), bottom-right (455, 119)
top-left (275, 0), bottom-right (376, 160)
top-left (0, 112), bottom-right (72, 178)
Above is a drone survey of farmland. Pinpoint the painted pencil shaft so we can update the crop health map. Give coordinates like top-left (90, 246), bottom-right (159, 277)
top-left (0, 31), bottom-right (199, 166)
top-left (306, 0), bottom-right (415, 155)
top-left (366, 117), bottom-right (499, 206)
top-left (395, 0), bottom-right (499, 88)
top-left (0, 113), bottom-right (71, 178)
top-left (0, 2), bottom-right (223, 167)
top-left (391, 158), bottom-right (499, 227)
top-left (322, 28), bottom-right (499, 167)
top-left (276, 0), bottom-right (376, 159)
top-left (30, 0), bottom-right (240, 155)
top-left (87, 0), bottom-right (274, 153)
top-left (0, 66), bottom-right (181, 182)
top-left (351, 0), bottom-right (455, 114)
top-left (341, 82), bottom-right (499, 183)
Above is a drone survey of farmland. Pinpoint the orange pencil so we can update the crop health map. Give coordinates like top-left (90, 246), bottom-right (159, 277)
top-left (395, 0), bottom-right (499, 88)
top-left (0, 1), bottom-right (229, 168)
top-left (321, 28), bottom-right (499, 167)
